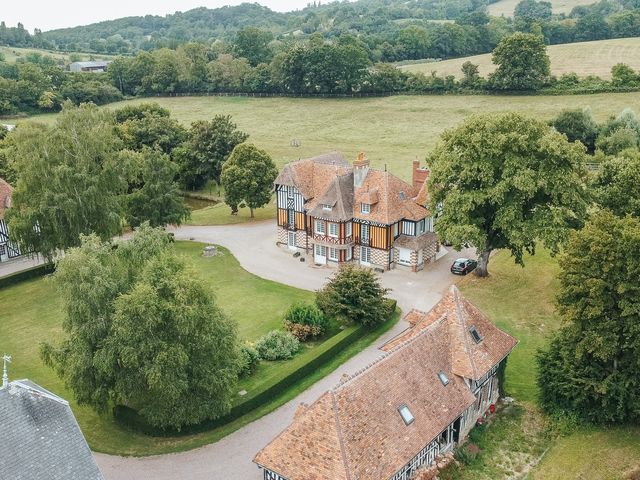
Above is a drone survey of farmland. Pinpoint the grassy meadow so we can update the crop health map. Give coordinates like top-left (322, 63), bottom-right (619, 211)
top-left (488, 0), bottom-right (599, 16)
top-left (400, 37), bottom-right (640, 80)
top-left (23, 91), bottom-right (640, 181)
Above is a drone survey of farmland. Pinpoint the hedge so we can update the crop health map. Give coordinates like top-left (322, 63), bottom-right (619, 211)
top-left (0, 262), bottom-right (55, 289)
top-left (115, 323), bottom-right (367, 436)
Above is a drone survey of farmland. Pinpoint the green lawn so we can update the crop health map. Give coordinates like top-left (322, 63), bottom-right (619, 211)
top-left (23, 92), bottom-right (640, 182)
top-left (488, 0), bottom-right (600, 16)
top-left (455, 250), bottom-right (640, 479)
top-left (186, 197), bottom-right (275, 226)
top-left (0, 241), bottom-right (399, 455)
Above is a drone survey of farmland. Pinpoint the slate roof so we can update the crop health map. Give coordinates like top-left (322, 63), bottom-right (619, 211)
top-left (0, 177), bottom-right (13, 220)
top-left (0, 380), bottom-right (104, 480)
top-left (254, 286), bottom-right (516, 480)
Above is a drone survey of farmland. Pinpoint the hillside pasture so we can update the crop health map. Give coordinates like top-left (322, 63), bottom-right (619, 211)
top-left (0, 45), bottom-right (114, 64)
top-left (487, 0), bottom-right (597, 16)
top-left (400, 38), bottom-right (640, 80)
top-left (24, 91), bottom-right (640, 181)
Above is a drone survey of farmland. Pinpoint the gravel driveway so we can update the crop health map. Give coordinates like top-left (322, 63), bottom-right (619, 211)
top-left (95, 221), bottom-right (474, 480)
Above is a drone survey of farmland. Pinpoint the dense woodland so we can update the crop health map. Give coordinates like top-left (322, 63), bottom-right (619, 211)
top-left (3, 0), bottom-right (640, 59)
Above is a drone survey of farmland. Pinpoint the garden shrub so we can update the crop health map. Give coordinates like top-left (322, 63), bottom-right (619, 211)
top-left (283, 303), bottom-right (329, 341)
top-left (255, 330), bottom-right (301, 361)
top-left (238, 343), bottom-right (260, 377)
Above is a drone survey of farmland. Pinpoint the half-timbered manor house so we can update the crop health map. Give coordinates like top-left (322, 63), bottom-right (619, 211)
top-left (274, 152), bottom-right (437, 272)
top-left (0, 177), bottom-right (21, 263)
top-left (254, 286), bottom-right (518, 480)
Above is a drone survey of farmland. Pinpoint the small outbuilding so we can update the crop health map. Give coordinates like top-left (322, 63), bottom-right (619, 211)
top-left (69, 61), bottom-right (111, 73)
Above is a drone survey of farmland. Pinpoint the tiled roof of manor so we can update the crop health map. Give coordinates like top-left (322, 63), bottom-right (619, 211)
top-left (275, 152), bottom-right (430, 226)
top-left (0, 177), bottom-right (13, 219)
top-left (274, 152), bottom-right (351, 210)
top-left (254, 286), bottom-right (516, 480)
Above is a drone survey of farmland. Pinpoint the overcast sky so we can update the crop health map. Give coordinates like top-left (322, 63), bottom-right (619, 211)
top-left (3, 0), bottom-right (312, 32)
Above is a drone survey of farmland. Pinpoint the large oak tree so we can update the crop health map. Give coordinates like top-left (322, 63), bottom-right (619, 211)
top-left (428, 112), bottom-right (589, 277)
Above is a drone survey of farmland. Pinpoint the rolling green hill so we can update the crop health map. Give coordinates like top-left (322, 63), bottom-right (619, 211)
top-left (399, 38), bottom-right (640, 80)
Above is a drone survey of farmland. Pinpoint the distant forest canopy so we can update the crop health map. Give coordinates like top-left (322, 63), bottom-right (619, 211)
top-left (1, 0), bottom-right (640, 63)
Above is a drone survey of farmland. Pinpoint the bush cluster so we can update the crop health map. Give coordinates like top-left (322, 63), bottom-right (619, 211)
top-left (255, 330), bottom-right (301, 361)
top-left (283, 303), bottom-right (329, 341)
top-left (238, 343), bottom-right (260, 377)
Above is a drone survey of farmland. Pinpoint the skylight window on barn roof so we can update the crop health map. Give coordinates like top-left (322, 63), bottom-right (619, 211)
top-left (438, 371), bottom-right (449, 386)
top-left (398, 404), bottom-right (414, 425)
top-left (470, 326), bottom-right (482, 344)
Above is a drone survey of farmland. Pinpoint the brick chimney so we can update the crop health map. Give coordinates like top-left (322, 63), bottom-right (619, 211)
top-left (353, 152), bottom-right (370, 188)
top-left (412, 159), bottom-right (430, 193)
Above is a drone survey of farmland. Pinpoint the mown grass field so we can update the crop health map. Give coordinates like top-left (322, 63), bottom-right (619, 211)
top-left (488, 0), bottom-right (597, 16)
top-left (0, 45), bottom-right (114, 63)
top-left (457, 251), bottom-right (640, 479)
top-left (24, 91), bottom-right (640, 182)
top-left (400, 37), bottom-right (640, 80)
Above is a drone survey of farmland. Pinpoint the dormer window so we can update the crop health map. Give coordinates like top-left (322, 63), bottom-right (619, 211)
top-left (361, 203), bottom-right (370, 214)
top-left (470, 326), bottom-right (482, 344)
top-left (322, 204), bottom-right (332, 211)
top-left (398, 404), bottom-right (414, 425)
top-left (438, 371), bottom-right (449, 386)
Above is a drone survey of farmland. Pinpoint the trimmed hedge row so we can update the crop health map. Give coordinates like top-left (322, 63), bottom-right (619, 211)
top-left (0, 262), bottom-right (55, 289)
top-left (115, 324), bottom-right (366, 436)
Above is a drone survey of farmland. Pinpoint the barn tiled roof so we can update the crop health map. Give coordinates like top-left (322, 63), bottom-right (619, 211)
top-left (0, 177), bottom-right (13, 220)
top-left (255, 286), bottom-right (515, 480)
top-left (382, 286), bottom-right (518, 381)
top-left (0, 380), bottom-right (104, 480)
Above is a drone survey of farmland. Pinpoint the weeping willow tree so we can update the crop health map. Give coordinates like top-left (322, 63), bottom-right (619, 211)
top-left (7, 103), bottom-right (125, 259)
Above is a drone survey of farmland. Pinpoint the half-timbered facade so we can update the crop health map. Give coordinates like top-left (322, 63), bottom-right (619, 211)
top-left (254, 286), bottom-right (518, 480)
top-left (0, 177), bottom-right (21, 263)
top-left (275, 152), bottom-right (437, 272)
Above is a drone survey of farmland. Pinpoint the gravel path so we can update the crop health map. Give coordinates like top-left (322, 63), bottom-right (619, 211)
top-left (95, 221), bottom-right (474, 480)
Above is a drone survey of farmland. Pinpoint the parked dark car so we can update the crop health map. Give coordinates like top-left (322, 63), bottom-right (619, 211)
top-left (450, 258), bottom-right (478, 275)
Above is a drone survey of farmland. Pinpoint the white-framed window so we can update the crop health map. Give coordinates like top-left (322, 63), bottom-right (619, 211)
top-left (287, 186), bottom-right (295, 198)
top-left (315, 244), bottom-right (327, 257)
top-left (346, 247), bottom-right (353, 261)
top-left (360, 246), bottom-right (371, 265)
top-left (361, 223), bottom-right (370, 241)
top-left (346, 221), bottom-right (352, 237)
top-left (416, 219), bottom-right (426, 235)
top-left (329, 247), bottom-right (339, 261)
top-left (393, 222), bottom-right (399, 238)
top-left (328, 222), bottom-right (338, 238)
top-left (361, 203), bottom-right (370, 214)
top-left (322, 204), bottom-right (332, 211)
top-left (315, 219), bottom-right (325, 235)
top-left (426, 216), bottom-right (434, 232)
